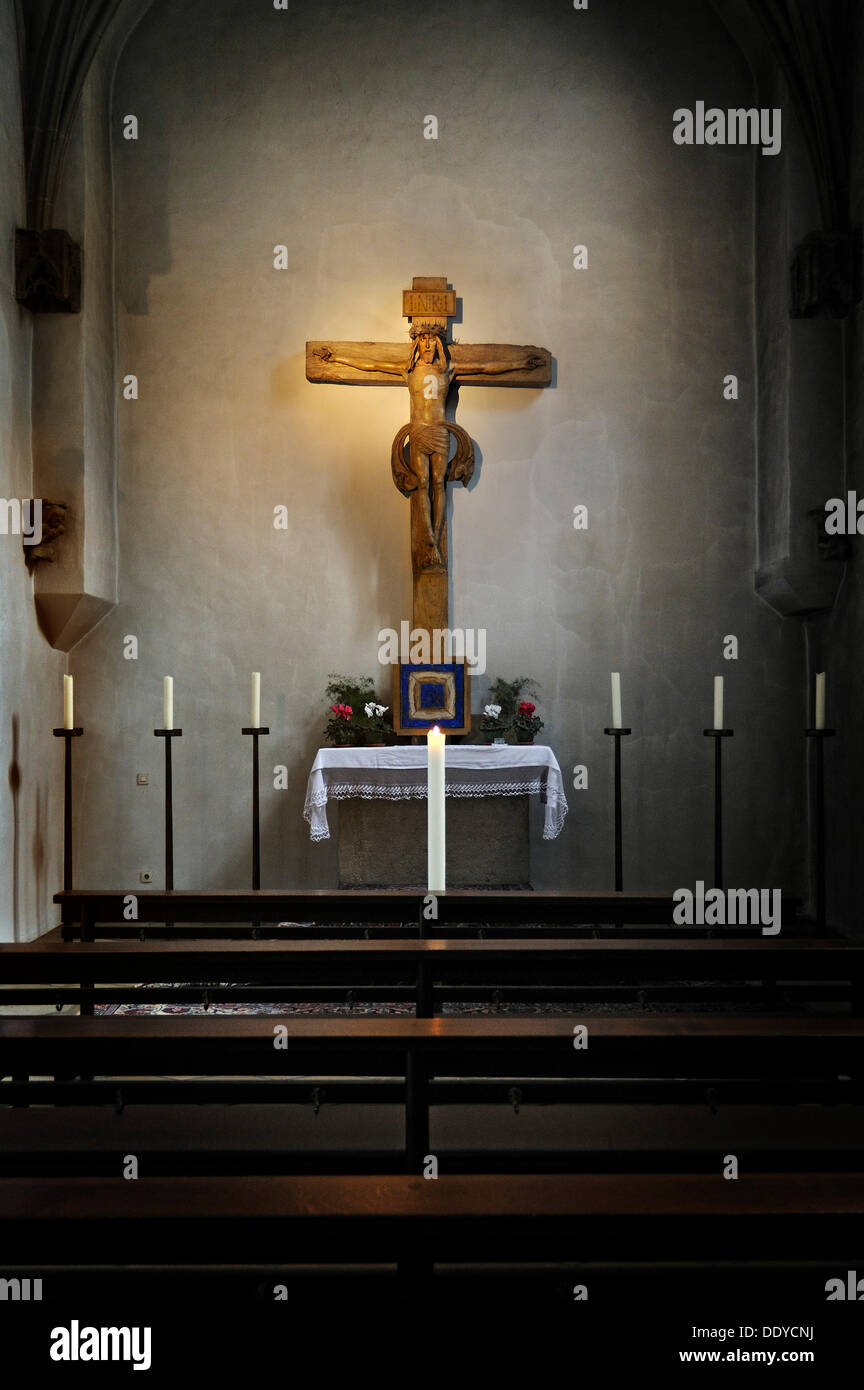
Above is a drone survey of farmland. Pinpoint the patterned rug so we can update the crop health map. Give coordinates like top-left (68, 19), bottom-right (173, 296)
top-left (94, 986), bottom-right (589, 1017)
top-left (93, 982), bottom-right (774, 1018)
top-left (92, 921), bottom-right (790, 1017)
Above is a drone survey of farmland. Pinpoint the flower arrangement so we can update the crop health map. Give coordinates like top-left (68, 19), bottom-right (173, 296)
top-left (478, 676), bottom-right (542, 743)
top-left (324, 675), bottom-right (394, 746)
top-left (513, 699), bottom-right (544, 743)
top-left (325, 701), bottom-right (356, 746)
top-left (480, 702), bottom-right (506, 742)
top-left (363, 701), bottom-right (391, 742)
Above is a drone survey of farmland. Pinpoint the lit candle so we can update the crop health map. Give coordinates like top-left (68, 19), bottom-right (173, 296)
top-left (427, 725), bottom-right (446, 893)
top-left (815, 672), bottom-right (825, 731)
top-left (251, 672), bottom-right (261, 728)
top-left (163, 676), bottom-right (174, 730)
top-left (713, 676), bottom-right (724, 731)
top-left (63, 674), bottom-right (74, 730)
top-left (611, 672), bottom-right (622, 729)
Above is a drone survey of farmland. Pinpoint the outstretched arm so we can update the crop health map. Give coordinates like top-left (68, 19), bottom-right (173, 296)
top-left (456, 351), bottom-right (546, 376)
top-left (313, 346), bottom-right (404, 376)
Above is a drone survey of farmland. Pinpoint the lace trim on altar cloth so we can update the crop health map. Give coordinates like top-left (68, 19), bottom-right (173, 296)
top-left (303, 779), bottom-right (568, 842)
top-left (311, 778), bottom-right (549, 802)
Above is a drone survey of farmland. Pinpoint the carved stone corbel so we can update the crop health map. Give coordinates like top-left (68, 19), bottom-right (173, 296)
top-left (23, 501), bottom-right (68, 571)
top-left (15, 229), bottom-right (81, 314)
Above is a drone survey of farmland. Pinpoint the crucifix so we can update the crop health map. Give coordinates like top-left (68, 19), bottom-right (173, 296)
top-left (306, 276), bottom-right (552, 633)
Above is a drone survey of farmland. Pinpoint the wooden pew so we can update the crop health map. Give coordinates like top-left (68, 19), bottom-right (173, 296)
top-left (2, 937), bottom-right (860, 1014)
top-left (2, 1099), bottom-right (863, 1177)
top-left (0, 1172), bottom-right (861, 1268)
top-left (2, 1015), bottom-right (862, 1170)
top-left (4, 1014), bottom-right (860, 1078)
top-left (3, 1174), bottom-right (861, 1331)
top-left (54, 887), bottom-right (804, 938)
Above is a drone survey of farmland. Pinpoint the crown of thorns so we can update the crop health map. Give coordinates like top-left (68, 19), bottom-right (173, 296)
top-left (409, 323), bottom-right (447, 340)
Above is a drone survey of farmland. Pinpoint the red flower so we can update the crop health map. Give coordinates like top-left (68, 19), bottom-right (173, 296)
top-left (518, 701), bottom-right (536, 715)
top-left (331, 704), bottom-right (352, 718)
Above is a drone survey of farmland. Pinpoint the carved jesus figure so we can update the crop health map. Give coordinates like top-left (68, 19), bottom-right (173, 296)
top-left (314, 328), bottom-right (543, 570)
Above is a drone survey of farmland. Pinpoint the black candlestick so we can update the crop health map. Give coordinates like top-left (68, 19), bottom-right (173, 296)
top-left (53, 728), bottom-right (83, 891)
top-left (806, 728), bottom-right (836, 932)
top-left (603, 728), bottom-right (631, 891)
top-left (154, 730), bottom-right (182, 891)
top-left (703, 729), bottom-right (733, 888)
top-left (54, 727), bottom-right (87, 1014)
top-left (241, 727), bottom-right (269, 891)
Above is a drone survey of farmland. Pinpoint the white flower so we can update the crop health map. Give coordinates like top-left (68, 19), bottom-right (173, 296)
top-left (364, 703), bottom-right (375, 716)
top-left (375, 704), bottom-right (388, 716)
top-left (484, 704), bottom-right (502, 718)
top-left (365, 702), bottom-right (389, 718)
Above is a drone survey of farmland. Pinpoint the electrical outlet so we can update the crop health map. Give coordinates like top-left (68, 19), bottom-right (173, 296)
top-left (136, 773), bottom-right (149, 786)
top-left (139, 869), bottom-right (153, 884)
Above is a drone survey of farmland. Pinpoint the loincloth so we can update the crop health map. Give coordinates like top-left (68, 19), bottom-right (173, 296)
top-left (390, 421), bottom-right (475, 497)
top-left (409, 423), bottom-right (450, 457)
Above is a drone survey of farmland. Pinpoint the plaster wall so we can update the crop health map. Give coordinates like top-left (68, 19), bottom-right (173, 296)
top-left (0, 0), bottom-right (65, 940)
top-left (71, 0), bottom-right (806, 897)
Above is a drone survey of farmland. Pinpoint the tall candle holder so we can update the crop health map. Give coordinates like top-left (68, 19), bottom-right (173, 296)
top-left (52, 727), bottom-right (83, 892)
top-left (806, 726), bottom-right (836, 932)
top-left (241, 726), bottom-right (269, 891)
top-left (603, 727), bottom-right (631, 891)
top-left (703, 728), bottom-right (733, 888)
top-left (154, 728), bottom-right (182, 892)
top-left (54, 725), bottom-right (88, 1014)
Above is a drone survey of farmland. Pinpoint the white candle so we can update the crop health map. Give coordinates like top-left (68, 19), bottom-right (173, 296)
top-left (713, 676), bottom-right (724, 731)
top-left (815, 672), bottom-right (826, 731)
top-left (611, 672), bottom-right (622, 729)
top-left (63, 675), bottom-right (74, 730)
top-left (163, 675), bottom-right (174, 730)
top-left (427, 725), bottom-right (446, 893)
top-left (251, 672), bottom-right (261, 727)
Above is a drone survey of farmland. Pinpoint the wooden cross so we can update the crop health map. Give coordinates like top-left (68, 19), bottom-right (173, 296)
top-left (306, 276), bottom-right (551, 633)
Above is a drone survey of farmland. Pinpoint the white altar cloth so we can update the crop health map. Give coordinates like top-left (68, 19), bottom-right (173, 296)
top-left (303, 745), bottom-right (569, 843)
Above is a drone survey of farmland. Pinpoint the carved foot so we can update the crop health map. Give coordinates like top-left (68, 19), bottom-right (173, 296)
top-left (418, 542), bottom-right (446, 571)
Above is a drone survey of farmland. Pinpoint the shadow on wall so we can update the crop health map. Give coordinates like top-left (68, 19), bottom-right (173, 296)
top-left (7, 714), bottom-right (20, 941)
top-left (33, 782), bottom-right (47, 941)
top-left (6, 716), bottom-right (51, 942)
top-left (116, 102), bottom-right (173, 316)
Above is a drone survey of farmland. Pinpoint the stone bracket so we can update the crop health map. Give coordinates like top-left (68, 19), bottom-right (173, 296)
top-left (23, 500), bottom-right (68, 571)
top-left (15, 229), bottom-right (81, 314)
top-left (34, 592), bottom-right (115, 653)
